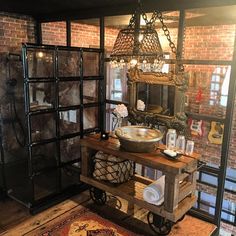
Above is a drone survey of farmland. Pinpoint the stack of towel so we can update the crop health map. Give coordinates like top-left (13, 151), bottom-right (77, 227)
top-left (143, 175), bottom-right (165, 206)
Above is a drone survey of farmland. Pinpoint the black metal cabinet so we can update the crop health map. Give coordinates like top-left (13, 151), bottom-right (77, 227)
top-left (1, 44), bottom-right (104, 212)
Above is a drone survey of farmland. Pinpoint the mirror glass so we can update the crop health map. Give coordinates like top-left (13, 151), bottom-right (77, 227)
top-left (136, 83), bottom-right (176, 116)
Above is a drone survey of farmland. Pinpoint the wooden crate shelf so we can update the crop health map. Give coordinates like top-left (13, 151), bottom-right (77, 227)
top-left (81, 174), bottom-right (196, 222)
top-left (80, 134), bottom-right (199, 223)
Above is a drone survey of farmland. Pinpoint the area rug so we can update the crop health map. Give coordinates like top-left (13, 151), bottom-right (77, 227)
top-left (26, 205), bottom-right (141, 236)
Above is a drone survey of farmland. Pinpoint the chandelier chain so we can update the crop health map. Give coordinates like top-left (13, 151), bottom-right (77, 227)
top-left (155, 11), bottom-right (177, 55)
top-left (138, 6), bottom-right (177, 56)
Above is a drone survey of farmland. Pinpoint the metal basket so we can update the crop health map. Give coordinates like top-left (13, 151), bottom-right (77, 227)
top-left (92, 152), bottom-right (134, 184)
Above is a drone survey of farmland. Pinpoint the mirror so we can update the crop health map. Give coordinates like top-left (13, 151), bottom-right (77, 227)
top-left (136, 83), bottom-right (176, 116)
top-left (127, 67), bottom-right (188, 133)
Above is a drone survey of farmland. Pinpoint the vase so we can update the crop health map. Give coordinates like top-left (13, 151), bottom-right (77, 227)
top-left (112, 116), bottom-right (122, 131)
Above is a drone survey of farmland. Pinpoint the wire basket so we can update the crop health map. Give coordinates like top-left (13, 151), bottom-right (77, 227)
top-left (92, 151), bottom-right (134, 184)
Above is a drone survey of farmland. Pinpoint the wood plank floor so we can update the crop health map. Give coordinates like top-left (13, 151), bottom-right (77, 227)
top-left (0, 191), bottom-right (217, 236)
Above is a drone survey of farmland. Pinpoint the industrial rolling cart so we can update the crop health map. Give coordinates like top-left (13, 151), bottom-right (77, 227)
top-left (80, 134), bottom-right (200, 235)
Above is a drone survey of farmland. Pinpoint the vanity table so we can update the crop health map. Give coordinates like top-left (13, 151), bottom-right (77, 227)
top-left (80, 134), bottom-right (199, 231)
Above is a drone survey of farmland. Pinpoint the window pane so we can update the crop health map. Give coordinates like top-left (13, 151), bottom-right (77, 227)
top-left (185, 64), bottom-right (229, 118)
top-left (29, 82), bottom-right (55, 110)
top-left (60, 136), bottom-right (80, 163)
top-left (59, 109), bottom-right (80, 136)
top-left (27, 49), bottom-right (54, 78)
top-left (83, 106), bottom-right (98, 130)
top-left (106, 63), bottom-right (128, 102)
top-left (83, 80), bottom-right (99, 104)
top-left (31, 113), bottom-right (56, 142)
top-left (59, 81), bottom-right (80, 107)
top-left (58, 50), bottom-right (80, 77)
top-left (83, 51), bottom-right (100, 77)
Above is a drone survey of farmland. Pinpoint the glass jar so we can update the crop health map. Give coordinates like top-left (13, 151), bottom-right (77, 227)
top-left (185, 140), bottom-right (194, 156)
top-left (176, 135), bottom-right (186, 154)
top-left (166, 129), bottom-right (177, 150)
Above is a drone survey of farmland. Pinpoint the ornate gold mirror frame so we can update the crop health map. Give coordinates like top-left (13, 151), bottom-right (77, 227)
top-left (127, 67), bottom-right (188, 133)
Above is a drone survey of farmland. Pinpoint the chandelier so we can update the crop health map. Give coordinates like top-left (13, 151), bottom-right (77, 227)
top-left (110, 3), bottom-right (180, 72)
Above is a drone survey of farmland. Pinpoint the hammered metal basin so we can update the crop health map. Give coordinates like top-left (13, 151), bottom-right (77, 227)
top-left (115, 125), bottom-right (163, 153)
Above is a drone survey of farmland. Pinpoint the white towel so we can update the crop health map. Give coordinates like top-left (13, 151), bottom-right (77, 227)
top-left (143, 175), bottom-right (165, 206)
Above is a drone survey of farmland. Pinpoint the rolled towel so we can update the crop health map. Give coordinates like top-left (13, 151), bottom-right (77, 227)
top-left (143, 175), bottom-right (165, 206)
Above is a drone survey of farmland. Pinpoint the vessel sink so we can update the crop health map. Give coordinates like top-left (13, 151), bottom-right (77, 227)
top-left (115, 125), bottom-right (163, 153)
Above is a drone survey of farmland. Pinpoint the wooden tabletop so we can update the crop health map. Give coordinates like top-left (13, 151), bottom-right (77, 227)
top-left (80, 134), bottom-right (199, 175)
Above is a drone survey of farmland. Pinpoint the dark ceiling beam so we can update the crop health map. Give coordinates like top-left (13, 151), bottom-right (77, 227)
top-left (36, 0), bottom-right (236, 22)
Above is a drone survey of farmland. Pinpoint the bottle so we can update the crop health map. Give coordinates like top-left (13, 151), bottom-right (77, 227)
top-left (185, 140), bottom-right (194, 156)
top-left (166, 129), bottom-right (177, 150)
top-left (176, 135), bottom-right (186, 154)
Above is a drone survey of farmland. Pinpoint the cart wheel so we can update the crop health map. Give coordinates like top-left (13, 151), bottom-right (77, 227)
top-left (177, 214), bottom-right (185, 223)
top-left (89, 187), bottom-right (107, 205)
top-left (147, 212), bottom-right (173, 235)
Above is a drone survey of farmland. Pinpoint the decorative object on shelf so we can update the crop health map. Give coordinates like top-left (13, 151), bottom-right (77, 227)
top-left (110, 0), bottom-right (182, 73)
top-left (162, 149), bottom-right (179, 159)
top-left (208, 121), bottom-right (224, 145)
top-left (196, 87), bottom-right (203, 103)
top-left (176, 135), bottom-right (186, 154)
top-left (137, 99), bottom-right (145, 111)
top-left (92, 151), bottom-right (134, 184)
top-left (165, 129), bottom-right (177, 150)
top-left (189, 118), bottom-right (204, 137)
top-left (185, 140), bottom-right (194, 156)
top-left (100, 132), bottom-right (109, 140)
top-left (112, 104), bottom-right (128, 131)
top-left (143, 175), bottom-right (165, 206)
top-left (115, 125), bottom-right (163, 153)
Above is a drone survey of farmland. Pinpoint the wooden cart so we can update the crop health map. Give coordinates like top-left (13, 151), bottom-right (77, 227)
top-left (80, 134), bottom-right (200, 235)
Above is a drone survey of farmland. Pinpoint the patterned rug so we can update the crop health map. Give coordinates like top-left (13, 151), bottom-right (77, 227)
top-left (27, 205), bottom-right (141, 236)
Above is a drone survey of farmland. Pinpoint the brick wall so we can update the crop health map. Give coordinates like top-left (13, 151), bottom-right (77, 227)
top-left (41, 21), bottom-right (119, 51)
top-left (71, 21), bottom-right (100, 48)
top-left (0, 12), bottom-right (36, 52)
top-left (184, 25), bottom-right (235, 60)
top-left (42, 21), bottom-right (66, 46)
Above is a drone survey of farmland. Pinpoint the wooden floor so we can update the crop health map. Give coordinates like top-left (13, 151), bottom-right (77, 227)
top-left (0, 191), bottom-right (216, 236)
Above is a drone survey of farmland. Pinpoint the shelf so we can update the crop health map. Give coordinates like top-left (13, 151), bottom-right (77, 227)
top-left (80, 174), bottom-right (196, 222)
top-left (186, 112), bottom-right (225, 123)
top-left (80, 136), bottom-right (198, 175)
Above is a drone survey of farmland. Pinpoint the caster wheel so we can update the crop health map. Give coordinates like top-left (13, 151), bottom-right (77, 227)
top-left (147, 212), bottom-right (173, 235)
top-left (90, 187), bottom-right (107, 205)
top-left (177, 214), bottom-right (185, 223)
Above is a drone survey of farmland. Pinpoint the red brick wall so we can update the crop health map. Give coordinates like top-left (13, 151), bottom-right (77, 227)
top-left (105, 27), bottom-right (119, 54)
top-left (0, 12), bottom-right (36, 52)
top-left (41, 21), bottom-right (66, 46)
top-left (41, 21), bottom-right (118, 50)
top-left (71, 22), bottom-right (100, 48)
top-left (184, 25), bottom-right (235, 60)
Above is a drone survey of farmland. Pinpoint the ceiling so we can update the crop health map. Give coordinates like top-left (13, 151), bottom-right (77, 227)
top-left (0, 0), bottom-right (236, 22)
top-left (76, 5), bottom-right (236, 28)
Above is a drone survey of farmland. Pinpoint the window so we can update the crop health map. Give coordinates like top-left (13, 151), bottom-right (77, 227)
top-left (106, 63), bottom-right (128, 102)
top-left (209, 66), bottom-right (230, 107)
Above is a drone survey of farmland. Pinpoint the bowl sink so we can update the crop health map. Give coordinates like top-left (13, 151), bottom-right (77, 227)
top-left (115, 126), bottom-right (163, 153)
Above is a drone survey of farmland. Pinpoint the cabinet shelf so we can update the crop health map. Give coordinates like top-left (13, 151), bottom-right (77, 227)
top-left (186, 112), bottom-right (225, 122)
top-left (80, 174), bottom-right (196, 222)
